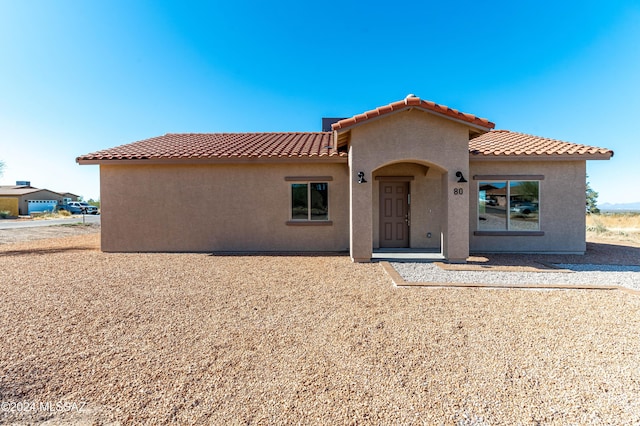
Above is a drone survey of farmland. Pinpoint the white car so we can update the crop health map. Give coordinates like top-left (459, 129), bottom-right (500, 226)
top-left (59, 201), bottom-right (99, 215)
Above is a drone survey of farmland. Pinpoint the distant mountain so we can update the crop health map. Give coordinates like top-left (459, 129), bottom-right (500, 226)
top-left (599, 201), bottom-right (640, 212)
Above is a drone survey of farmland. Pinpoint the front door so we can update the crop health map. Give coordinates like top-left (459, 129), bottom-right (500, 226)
top-left (379, 181), bottom-right (410, 248)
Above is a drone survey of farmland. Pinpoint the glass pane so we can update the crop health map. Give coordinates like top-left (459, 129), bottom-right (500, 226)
top-left (509, 181), bottom-right (539, 231)
top-left (310, 182), bottom-right (328, 220)
top-left (478, 182), bottom-right (507, 230)
top-left (291, 184), bottom-right (308, 219)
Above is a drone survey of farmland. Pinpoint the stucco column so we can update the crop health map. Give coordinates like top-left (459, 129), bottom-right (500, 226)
top-left (442, 170), bottom-right (469, 263)
top-left (349, 157), bottom-right (373, 263)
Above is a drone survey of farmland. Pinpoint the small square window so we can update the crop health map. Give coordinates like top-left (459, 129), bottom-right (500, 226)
top-left (291, 182), bottom-right (329, 221)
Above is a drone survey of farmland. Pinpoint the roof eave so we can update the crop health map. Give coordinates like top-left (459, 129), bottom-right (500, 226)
top-left (469, 153), bottom-right (614, 161)
top-left (76, 156), bottom-right (349, 166)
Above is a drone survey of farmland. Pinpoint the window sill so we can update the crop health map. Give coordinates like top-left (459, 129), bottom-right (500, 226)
top-left (286, 220), bottom-right (333, 226)
top-left (474, 231), bottom-right (544, 237)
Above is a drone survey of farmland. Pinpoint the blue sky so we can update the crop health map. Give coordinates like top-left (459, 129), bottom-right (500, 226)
top-left (1, 1), bottom-right (639, 204)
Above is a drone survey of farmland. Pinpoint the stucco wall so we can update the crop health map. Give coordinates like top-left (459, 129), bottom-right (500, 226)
top-left (348, 109), bottom-right (472, 262)
top-left (100, 162), bottom-right (349, 252)
top-left (469, 160), bottom-right (587, 253)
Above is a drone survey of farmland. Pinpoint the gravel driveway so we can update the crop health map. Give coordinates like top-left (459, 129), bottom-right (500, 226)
top-left (0, 222), bottom-right (100, 244)
top-left (1, 233), bottom-right (639, 424)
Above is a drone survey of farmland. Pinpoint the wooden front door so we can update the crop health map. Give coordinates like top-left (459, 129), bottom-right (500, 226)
top-left (379, 181), bottom-right (410, 248)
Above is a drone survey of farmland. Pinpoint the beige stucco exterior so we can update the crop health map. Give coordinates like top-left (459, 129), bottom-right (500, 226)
top-left (99, 162), bottom-right (349, 252)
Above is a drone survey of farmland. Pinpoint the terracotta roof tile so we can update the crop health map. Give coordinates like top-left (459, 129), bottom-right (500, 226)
top-left (77, 132), bottom-right (345, 162)
top-left (470, 130), bottom-right (613, 158)
top-left (331, 95), bottom-right (495, 131)
top-left (78, 129), bottom-right (614, 163)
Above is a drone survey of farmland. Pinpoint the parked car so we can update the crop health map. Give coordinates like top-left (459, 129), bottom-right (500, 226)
top-left (58, 201), bottom-right (99, 215)
top-left (510, 202), bottom-right (538, 216)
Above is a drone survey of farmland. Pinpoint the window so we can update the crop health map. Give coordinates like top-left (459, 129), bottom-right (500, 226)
top-left (291, 182), bottom-right (328, 221)
top-left (478, 180), bottom-right (539, 231)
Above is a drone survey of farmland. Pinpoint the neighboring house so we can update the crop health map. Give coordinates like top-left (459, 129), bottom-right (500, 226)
top-left (77, 95), bottom-right (613, 262)
top-left (0, 184), bottom-right (79, 215)
top-left (60, 192), bottom-right (81, 201)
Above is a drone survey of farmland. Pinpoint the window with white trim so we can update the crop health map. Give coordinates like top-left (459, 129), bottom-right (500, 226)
top-left (291, 182), bottom-right (329, 221)
top-left (478, 180), bottom-right (540, 231)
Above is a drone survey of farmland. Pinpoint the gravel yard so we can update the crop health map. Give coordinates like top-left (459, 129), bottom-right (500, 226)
top-left (1, 230), bottom-right (639, 424)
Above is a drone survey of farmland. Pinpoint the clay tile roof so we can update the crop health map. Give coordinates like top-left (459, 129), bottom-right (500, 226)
top-left (469, 130), bottom-right (614, 158)
top-left (0, 186), bottom-right (44, 196)
top-left (332, 96), bottom-right (495, 131)
top-left (77, 132), bottom-right (346, 162)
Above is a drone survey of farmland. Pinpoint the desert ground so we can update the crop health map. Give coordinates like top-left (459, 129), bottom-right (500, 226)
top-left (0, 219), bottom-right (639, 424)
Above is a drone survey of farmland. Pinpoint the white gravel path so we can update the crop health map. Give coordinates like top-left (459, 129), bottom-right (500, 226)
top-left (392, 262), bottom-right (640, 290)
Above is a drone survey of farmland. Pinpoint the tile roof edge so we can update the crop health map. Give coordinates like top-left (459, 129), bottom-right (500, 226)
top-left (162, 131), bottom-right (332, 136)
top-left (468, 153), bottom-right (614, 160)
top-left (76, 156), bottom-right (349, 165)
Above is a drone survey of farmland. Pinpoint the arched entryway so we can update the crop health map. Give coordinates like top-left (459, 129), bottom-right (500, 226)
top-left (372, 161), bottom-right (447, 256)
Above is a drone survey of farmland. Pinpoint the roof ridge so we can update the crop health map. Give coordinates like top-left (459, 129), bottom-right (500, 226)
top-left (332, 96), bottom-right (495, 131)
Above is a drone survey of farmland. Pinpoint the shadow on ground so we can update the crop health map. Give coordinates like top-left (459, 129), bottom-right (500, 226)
top-left (0, 246), bottom-right (98, 257)
top-left (470, 241), bottom-right (640, 269)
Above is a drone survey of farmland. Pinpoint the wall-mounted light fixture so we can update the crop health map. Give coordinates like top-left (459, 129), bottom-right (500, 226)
top-left (357, 171), bottom-right (367, 184)
top-left (455, 171), bottom-right (467, 183)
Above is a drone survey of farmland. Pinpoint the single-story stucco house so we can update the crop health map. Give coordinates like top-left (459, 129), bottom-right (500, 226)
top-left (0, 184), bottom-right (80, 216)
top-left (77, 95), bottom-right (613, 263)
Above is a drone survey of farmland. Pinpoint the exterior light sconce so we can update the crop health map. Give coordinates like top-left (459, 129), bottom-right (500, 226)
top-left (357, 171), bottom-right (367, 184)
top-left (455, 171), bottom-right (467, 183)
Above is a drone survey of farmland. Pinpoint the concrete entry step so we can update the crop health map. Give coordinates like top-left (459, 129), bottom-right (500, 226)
top-left (372, 249), bottom-right (444, 262)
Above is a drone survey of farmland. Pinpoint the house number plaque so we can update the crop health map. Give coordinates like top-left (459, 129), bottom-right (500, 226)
top-left (453, 188), bottom-right (464, 195)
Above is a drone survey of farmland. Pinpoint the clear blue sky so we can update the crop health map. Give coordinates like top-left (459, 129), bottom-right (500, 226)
top-left (1, 1), bottom-right (638, 204)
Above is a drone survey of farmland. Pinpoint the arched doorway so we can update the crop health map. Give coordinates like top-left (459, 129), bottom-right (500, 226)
top-left (372, 161), bottom-right (446, 253)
